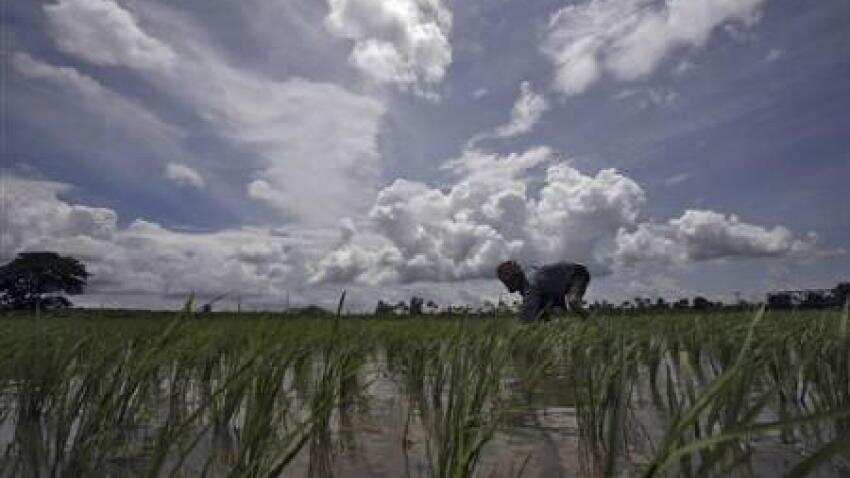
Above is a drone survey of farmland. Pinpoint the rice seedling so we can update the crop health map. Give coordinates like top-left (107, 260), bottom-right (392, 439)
top-left (0, 307), bottom-right (848, 476)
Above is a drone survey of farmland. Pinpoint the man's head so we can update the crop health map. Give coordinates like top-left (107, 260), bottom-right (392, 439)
top-left (497, 260), bottom-right (528, 294)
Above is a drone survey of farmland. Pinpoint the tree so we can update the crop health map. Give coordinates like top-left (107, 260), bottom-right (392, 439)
top-left (375, 300), bottom-right (394, 315)
top-left (833, 282), bottom-right (850, 306)
top-left (692, 296), bottom-right (713, 311)
top-left (410, 296), bottom-right (424, 315)
top-left (0, 252), bottom-right (89, 310)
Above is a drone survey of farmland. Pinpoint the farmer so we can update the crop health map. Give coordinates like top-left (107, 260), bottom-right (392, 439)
top-left (496, 260), bottom-right (590, 322)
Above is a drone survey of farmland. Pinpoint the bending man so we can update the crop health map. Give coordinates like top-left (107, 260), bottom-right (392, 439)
top-left (497, 260), bottom-right (591, 322)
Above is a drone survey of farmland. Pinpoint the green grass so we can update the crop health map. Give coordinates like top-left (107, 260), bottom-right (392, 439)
top-left (1, 307), bottom-right (848, 476)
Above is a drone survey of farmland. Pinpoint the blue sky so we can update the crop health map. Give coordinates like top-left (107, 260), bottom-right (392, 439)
top-left (2, 0), bottom-right (848, 310)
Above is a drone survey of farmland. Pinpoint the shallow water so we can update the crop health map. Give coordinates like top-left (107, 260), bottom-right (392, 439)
top-left (2, 314), bottom-right (849, 477)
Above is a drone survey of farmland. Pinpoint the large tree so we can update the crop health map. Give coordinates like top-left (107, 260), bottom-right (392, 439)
top-left (0, 252), bottom-right (89, 310)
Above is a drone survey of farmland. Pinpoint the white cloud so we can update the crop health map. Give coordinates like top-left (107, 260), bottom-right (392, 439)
top-left (44, 0), bottom-right (176, 70)
top-left (494, 81), bottom-right (549, 138)
top-left (13, 51), bottom-right (110, 97)
top-left (2, 176), bottom-right (307, 304)
top-left (543, 0), bottom-right (766, 96)
top-left (468, 81), bottom-right (548, 147)
top-left (15, 0), bottom-right (840, 309)
top-left (10, 51), bottom-right (185, 175)
top-left (611, 87), bottom-right (679, 109)
top-left (39, 0), bottom-right (387, 228)
top-left (165, 163), bottom-right (205, 188)
top-left (313, 146), bottom-right (832, 286)
top-left (672, 60), bottom-right (697, 76)
top-left (324, 0), bottom-right (452, 92)
top-left (764, 48), bottom-right (783, 62)
top-left (313, 147), bottom-right (643, 284)
top-left (4, 176), bottom-right (507, 311)
top-left (11, 52), bottom-right (175, 142)
top-left (613, 210), bottom-right (831, 266)
top-left (664, 172), bottom-right (693, 186)
top-left (213, 76), bottom-right (386, 225)
top-left (2, 178), bottom-right (117, 261)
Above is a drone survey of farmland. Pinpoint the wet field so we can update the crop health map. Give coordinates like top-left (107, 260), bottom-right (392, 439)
top-left (1, 308), bottom-right (848, 476)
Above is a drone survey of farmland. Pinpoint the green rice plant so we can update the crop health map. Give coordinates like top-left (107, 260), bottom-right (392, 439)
top-left (2, 307), bottom-right (849, 477)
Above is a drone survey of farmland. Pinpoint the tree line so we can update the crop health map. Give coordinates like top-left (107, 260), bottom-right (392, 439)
top-left (2, 251), bottom-right (847, 314)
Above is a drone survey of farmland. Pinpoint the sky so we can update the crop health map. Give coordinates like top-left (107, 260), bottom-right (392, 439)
top-left (2, 0), bottom-right (848, 311)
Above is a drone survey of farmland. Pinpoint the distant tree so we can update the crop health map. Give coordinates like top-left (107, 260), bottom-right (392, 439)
top-left (0, 252), bottom-right (88, 310)
top-left (375, 300), bottom-right (394, 315)
top-left (832, 283), bottom-right (850, 306)
top-left (692, 296), bottom-right (713, 311)
top-left (410, 296), bottom-right (424, 315)
top-left (801, 291), bottom-right (828, 310)
top-left (296, 305), bottom-right (331, 316)
top-left (480, 299), bottom-right (496, 315)
top-left (395, 300), bottom-right (408, 315)
top-left (767, 293), bottom-right (793, 310)
top-left (673, 298), bottom-right (689, 309)
top-left (425, 300), bottom-right (439, 314)
top-left (655, 297), bottom-right (668, 310)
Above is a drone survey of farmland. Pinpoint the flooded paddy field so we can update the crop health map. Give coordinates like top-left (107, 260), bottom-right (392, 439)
top-left (1, 308), bottom-right (849, 477)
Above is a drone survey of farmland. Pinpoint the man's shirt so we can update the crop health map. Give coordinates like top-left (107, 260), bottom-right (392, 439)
top-left (519, 262), bottom-right (584, 322)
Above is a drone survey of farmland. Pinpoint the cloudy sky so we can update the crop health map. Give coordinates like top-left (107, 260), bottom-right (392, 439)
top-left (2, 0), bottom-right (848, 310)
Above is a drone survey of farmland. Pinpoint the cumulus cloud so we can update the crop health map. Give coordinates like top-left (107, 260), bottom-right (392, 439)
top-left (543, 0), bottom-right (766, 95)
top-left (324, 0), bottom-right (452, 92)
top-left (313, 147), bottom-right (643, 284)
top-left (13, 0), bottom-right (839, 309)
top-left (164, 163), bottom-right (205, 188)
top-left (5, 176), bottom-right (497, 311)
top-left (44, 0), bottom-right (176, 70)
top-left (494, 81), bottom-right (549, 138)
top-left (613, 210), bottom-right (831, 266)
top-left (313, 147), bottom-right (832, 286)
top-left (2, 176), bottom-right (306, 303)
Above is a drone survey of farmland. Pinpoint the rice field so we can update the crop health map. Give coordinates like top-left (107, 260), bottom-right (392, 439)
top-left (1, 306), bottom-right (848, 477)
